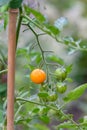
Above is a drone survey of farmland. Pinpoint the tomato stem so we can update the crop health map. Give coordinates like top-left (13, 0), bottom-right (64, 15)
top-left (16, 97), bottom-right (83, 130)
top-left (16, 6), bottom-right (23, 49)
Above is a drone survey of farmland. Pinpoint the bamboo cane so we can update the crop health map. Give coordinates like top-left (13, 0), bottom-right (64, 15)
top-left (7, 8), bottom-right (19, 130)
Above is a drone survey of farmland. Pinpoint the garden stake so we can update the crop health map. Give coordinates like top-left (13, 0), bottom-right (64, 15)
top-left (7, 9), bottom-right (19, 130)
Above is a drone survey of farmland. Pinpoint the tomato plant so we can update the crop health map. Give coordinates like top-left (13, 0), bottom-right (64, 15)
top-left (0, 0), bottom-right (87, 130)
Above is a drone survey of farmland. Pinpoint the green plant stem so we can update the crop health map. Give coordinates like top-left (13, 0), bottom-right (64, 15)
top-left (60, 111), bottom-right (83, 130)
top-left (27, 24), bottom-right (50, 83)
top-left (14, 105), bottom-right (23, 118)
top-left (0, 69), bottom-right (8, 74)
top-left (0, 50), bottom-right (7, 67)
top-left (16, 97), bottom-right (83, 130)
top-left (16, 97), bottom-right (46, 106)
top-left (22, 15), bottom-right (87, 52)
top-left (16, 7), bottom-right (23, 49)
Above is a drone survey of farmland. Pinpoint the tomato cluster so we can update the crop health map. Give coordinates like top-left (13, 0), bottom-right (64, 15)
top-left (30, 67), bottom-right (67, 103)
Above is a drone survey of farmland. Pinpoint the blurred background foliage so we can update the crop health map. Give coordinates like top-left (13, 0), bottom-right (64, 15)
top-left (0, 0), bottom-right (87, 129)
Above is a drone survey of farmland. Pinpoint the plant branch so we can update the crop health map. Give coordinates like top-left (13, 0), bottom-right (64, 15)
top-left (22, 15), bottom-right (87, 52)
top-left (27, 24), bottom-right (50, 83)
top-left (16, 97), bottom-right (83, 130)
top-left (0, 69), bottom-right (8, 74)
top-left (16, 7), bottom-right (23, 49)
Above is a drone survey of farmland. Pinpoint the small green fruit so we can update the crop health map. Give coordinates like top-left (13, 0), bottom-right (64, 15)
top-left (55, 68), bottom-right (67, 81)
top-left (56, 82), bottom-right (67, 93)
top-left (48, 93), bottom-right (58, 102)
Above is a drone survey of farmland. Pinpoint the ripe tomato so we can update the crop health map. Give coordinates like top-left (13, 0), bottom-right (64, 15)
top-left (30, 69), bottom-right (46, 84)
top-left (56, 82), bottom-right (67, 93)
top-left (55, 68), bottom-right (67, 81)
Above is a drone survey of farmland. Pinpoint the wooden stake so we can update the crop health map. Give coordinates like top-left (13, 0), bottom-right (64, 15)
top-left (7, 9), bottom-right (19, 130)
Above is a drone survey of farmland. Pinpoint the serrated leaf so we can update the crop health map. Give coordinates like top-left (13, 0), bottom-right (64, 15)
top-left (63, 36), bottom-right (80, 48)
top-left (24, 6), bottom-right (46, 22)
top-left (15, 117), bottom-right (32, 124)
top-left (63, 83), bottom-right (87, 103)
top-left (54, 17), bottom-right (68, 31)
top-left (44, 24), bottom-right (60, 35)
top-left (66, 64), bottom-right (72, 74)
top-left (40, 115), bottom-right (50, 124)
top-left (47, 55), bottom-right (64, 65)
top-left (16, 48), bottom-right (27, 55)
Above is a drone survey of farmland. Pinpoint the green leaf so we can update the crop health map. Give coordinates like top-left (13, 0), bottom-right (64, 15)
top-left (24, 5), bottom-right (31, 15)
top-left (32, 108), bottom-right (40, 113)
top-left (63, 36), bottom-right (74, 45)
top-left (38, 92), bottom-right (49, 98)
top-left (56, 121), bottom-right (76, 129)
top-left (0, 5), bottom-right (8, 12)
top-left (15, 117), bottom-right (32, 124)
top-left (63, 36), bottom-right (80, 49)
top-left (63, 83), bottom-right (87, 103)
top-left (24, 6), bottom-right (46, 23)
top-left (16, 48), bottom-right (27, 56)
top-left (54, 17), bottom-right (68, 31)
top-left (40, 115), bottom-right (50, 124)
top-left (68, 48), bottom-right (76, 55)
top-left (44, 24), bottom-right (60, 35)
top-left (66, 64), bottom-right (72, 74)
top-left (0, 84), bottom-right (7, 93)
top-left (47, 55), bottom-right (64, 65)
top-left (4, 14), bottom-right (8, 29)
top-left (0, 109), bottom-right (3, 123)
top-left (34, 124), bottom-right (50, 130)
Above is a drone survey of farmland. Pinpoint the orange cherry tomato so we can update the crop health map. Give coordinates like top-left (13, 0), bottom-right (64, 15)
top-left (30, 69), bottom-right (46, 84)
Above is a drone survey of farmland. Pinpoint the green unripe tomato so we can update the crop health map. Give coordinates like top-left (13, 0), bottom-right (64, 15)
top-left (56, 82), bottom-right (67, 93)
top-left (55, 68), bottom-right (67, 81)
top-left (48, 93), bottom-right (58, 102)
